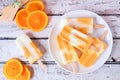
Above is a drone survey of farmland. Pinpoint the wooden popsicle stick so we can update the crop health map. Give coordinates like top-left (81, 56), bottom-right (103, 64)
top-left (94, 24), bottom-right (105, 28)
top-left (0, 0), bottom-right (29, 22)
top-left (0, 1), bottom-right (21, 22)
top-left (71, 62), bottom-right (78, 74)
top-left (37, 60), bottom-right (47, 71)
top-left (100, 30), bottom-right (108, 40)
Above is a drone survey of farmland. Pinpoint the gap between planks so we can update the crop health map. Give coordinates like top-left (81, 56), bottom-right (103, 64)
top-left (0, 37), bottom-right (119, 40)
top-left (47, 14), bottom-right (120, 16)
top-left (0, 13), bottom-right (120, 16)
top-left (0, 61), bottom-right (119, 65)
top-left (0, 37), bottom-right (48, 40)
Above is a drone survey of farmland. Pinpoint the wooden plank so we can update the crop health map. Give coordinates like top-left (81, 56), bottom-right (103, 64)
top-left (0, 16), bottom-right (120, 38)
top-left (0, 39), bottom-right (53, 62)
top-left (0, 16), bottom-right (58, 38)
top-left (24, 64), bottom-right (120, 80)
top-left (61, 0), bottom-right (120, 14)
top-left (0, 0), bottom-right (120, 14)
top-left (0, 63), bottom-right (120, 80)
top-left (0, 39), bottom-right (119, 62)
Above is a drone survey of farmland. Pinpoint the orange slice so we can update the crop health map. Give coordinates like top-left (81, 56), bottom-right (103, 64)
top-left (27, 10), bottom-right (48, 32)
top-left (15, 9), bottom-right (28, 29)
top-left (3, 58), bottom-right (23, 79)
top-left (15, 65), bottom-right (31, 80)
top-left (26, 1), bottom-right (44, 14)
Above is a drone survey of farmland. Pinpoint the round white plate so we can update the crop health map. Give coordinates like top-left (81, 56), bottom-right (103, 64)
top-left (48, 10), bottom-right (113, 74)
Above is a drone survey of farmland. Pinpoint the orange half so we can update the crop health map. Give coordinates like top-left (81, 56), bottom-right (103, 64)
top-left (15, 9), bottom-right (28, 29)
top-left (27, 10), bottom-right (48, 32)
top-left (3, 58), bottom-right (23, 79)
top-left (26, 1), bottom-right (44, 14)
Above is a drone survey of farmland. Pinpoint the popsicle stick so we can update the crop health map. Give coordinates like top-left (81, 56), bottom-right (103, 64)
top-left (0, 1), bottom-right (21, 22)
top-left (0, 0), bottom-right (29, 22)
top-left (94, 24), bottom-right (105, 28)
top-left (37, 60), bottom-right (47, 71)
top-left (71, 62), bottom-right (78, 74)
top-left (100, 30), bottom-right (108, 40)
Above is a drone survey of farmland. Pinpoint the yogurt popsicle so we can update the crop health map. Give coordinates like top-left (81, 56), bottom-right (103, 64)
top-left (79, 38), bottom-right (107, 67)
top-left (16, 34), bottom-right (43, 64)
top-left (16, 34), bottom-right (46, 70)
top-left (57, 35), bottom-right (78, 73)
top-left (59, 26), bottom-right (93, 53)
top-left (56, 35), bottom-right (78, 64)
top-left (63, 17), bottom-right (93, 34)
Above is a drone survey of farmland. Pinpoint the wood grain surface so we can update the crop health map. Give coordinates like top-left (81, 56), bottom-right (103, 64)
top-left (0, 0), bottom-right (120, 80)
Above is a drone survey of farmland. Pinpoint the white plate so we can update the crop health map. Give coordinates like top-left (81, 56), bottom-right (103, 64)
top-left (48, 10), bottom-right (113, 74)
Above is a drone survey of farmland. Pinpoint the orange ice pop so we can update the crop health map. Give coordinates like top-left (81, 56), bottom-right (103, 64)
top-left (79, 38), bottom-right (107, 67)
top-left (64, 17), bottom-right (93, 34)
top-left (59, 26), bottom-right (93, 53)
top-left (57, 35), bottom-right (78, 64)
top-left (16, 34), bottom-right (46, 70)
top-left (57, 35), bottom-right (78, 73)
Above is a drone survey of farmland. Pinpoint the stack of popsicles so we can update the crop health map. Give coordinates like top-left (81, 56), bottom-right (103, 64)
top-left (56, 17), bottom-right (107, 67)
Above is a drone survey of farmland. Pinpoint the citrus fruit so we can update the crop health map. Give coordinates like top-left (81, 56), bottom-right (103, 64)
top-left (15, 9), bottom-right (28, 29)
top-left (26, 1), bottom-right (44, 14)
top-left (30, 0), bottom-right (41, 1)
top-left (3, 58), bottom-right (23, 79)
top-left (15, 65), bottom-right (31, 80)
top-left (27, 10), bottom-right (48, 32)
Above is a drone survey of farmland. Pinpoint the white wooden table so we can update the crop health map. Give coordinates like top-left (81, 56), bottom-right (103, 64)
top-left (0, 0), bottom-right (120, 80)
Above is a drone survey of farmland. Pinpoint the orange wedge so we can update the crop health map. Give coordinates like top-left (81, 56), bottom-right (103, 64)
top-left (26, 1), bottom-right (44, 14)
top-left (27, 10), bottom-right (48, 32)
top-left (15, 65), bottom-right (31, 80)
top-left (15, 9), bottom-right (28, 29)
top-left (3, 58), bottom-right (23, 79)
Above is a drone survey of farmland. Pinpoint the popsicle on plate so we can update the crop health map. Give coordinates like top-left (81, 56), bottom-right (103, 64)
top-left (16, 34), bottom-right (43, 64)
top-left (79, 38), bottom-right (107, 67)
top-left (63, 17), bottom-right (93, 34)
top-left (57, 35), bottom-right (79, 73)
top-left (59, 26), bottom-right (93, 53)
top-left (56, 35), bottom-right (78, 64)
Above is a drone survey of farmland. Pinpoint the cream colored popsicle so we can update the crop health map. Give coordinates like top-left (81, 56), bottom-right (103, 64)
top-left (57, 35), bottom-right (78, 73)
top-left (59, 26), bottom-right (93, 53)
top-left (16, 34), bottom-right (46, 70)
top-left (64, 17), bottom-right (93, 34)
top-left (79, 38), bottom-right (107, 67)
top-left (57, 35), bottom-right (78, 64)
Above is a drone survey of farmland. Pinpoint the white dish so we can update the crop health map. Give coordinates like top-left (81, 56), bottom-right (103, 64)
top-left (48, 10), bottom-right (113, 74)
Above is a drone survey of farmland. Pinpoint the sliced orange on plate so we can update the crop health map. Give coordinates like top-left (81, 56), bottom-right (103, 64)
top-left (15, 65), bottom-right (31, 80)
top-left (27, 10), bottom-right (48, 32)
top-left (15, 9), bottom-right (28, 29)
top-left (3, 58), bottom-right (23, 79)
top-left (26, 1), bottom-right (44, 14)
